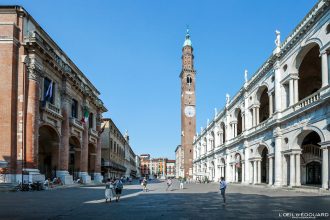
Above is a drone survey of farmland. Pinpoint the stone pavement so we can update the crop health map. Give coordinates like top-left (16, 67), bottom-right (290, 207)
top-left (0, 180), bottom-right (329, 220)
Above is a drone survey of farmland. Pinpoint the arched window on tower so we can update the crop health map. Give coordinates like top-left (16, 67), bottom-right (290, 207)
top-left (186, 75), bottom-right (192, 86)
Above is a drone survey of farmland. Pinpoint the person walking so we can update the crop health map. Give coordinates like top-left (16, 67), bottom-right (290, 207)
top-left (142, 177), bottom-right (148, 192)
top-left (219, 177), bottom-right (227, 205)
top-left (114, 178), bottom-right (123, 202)
top-left (179, 179), bottom-right (184, 190)
top-left (105, 178), bottom-right (114, 203)
top-left (166, 178), bottom-right (172, 191)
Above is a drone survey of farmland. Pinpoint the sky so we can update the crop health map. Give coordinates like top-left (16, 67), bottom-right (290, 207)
top-left (6, 0), bottom-right (317, 159)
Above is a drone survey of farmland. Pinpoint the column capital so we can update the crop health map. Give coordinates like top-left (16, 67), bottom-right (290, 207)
top-left (289, 72), bottom-right (299, 80)
top-left (273, 60), bottom-right (281, 69)
top-left (267, 153), bottom-right (275, 158)
top-left (273, 128), bottom-right (282, 138)
top-left (320, 49), bottom-right (328, 56)
top-left (27, 66), bottom-right (42, 82)
top-left (320, 141), bottom-right (330, 149)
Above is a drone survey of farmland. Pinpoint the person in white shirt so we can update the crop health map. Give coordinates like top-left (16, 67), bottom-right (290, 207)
top-left (179, 179), bottom-right (184, 189)
top-left (219, 177), bottom-right (227, 205)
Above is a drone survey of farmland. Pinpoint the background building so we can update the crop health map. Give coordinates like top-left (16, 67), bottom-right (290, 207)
top-left (101, 119), bottom-right (138, 179)
top-left (0, 6), bottom-right (107, 184)
top-left (175, 145), bottom-right (184, 178)
top-left (193, 0), bottom-right (330, 190)
top-left (166, 160), bottom-right (176, 178)
top-left (140, 154), bottom-right (151, 177)
top-left (140, 154), bottom-right (175, 178)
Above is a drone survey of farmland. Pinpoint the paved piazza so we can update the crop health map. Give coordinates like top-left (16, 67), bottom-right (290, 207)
top-left (0, 180), bottom-right (329, 220)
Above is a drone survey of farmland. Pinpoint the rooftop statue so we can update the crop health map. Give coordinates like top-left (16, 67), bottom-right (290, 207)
top-left (275, 30), bottom-right (281, 48)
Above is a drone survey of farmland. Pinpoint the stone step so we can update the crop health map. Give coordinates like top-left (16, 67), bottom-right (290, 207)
top-left (0, 183), bottom-right (16, 192)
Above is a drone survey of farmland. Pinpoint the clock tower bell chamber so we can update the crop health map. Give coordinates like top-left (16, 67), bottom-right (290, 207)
top-left (180, 29), bottom-right (196, 178)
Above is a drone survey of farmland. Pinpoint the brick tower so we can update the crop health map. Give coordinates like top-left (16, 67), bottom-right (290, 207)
top-left (180, 29), bottom-right (196, 178)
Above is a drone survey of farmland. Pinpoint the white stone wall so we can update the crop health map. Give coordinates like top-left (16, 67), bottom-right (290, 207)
top-left (193, 1), bottom-right (330, 189)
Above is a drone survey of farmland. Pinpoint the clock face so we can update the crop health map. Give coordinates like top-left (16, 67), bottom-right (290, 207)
top-left (184, 106), bottom-right (195, 117)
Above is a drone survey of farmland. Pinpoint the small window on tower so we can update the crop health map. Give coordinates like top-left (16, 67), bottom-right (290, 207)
top-left (186, 75), bottom-right (192, 86)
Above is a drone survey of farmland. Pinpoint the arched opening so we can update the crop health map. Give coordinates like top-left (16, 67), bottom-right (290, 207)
top-left (38, 125), bottom-right (59, 179)
top-left (300, 131), bottom-right (322, 186)
top-left (235, 153), bottom-right (242, 182)
top-left (257, 86), bottom-right (269, 123)
top-left (258, 146), bottom-right (269, 184)
top-left (88, 143), bottom-right (96, 180)
top-left (220, 122), bottom-right (226, 143)
top-left (203, 137), bottom-right (207, 153)
top-left (298, 45), bottom-right (322, 100)
top-left (69, 136), bottom-right (81, 180)
top-left (210, 161), bottom-right (215, 181)
top-left (211, 131), bottom-right (215, 149)
top-left (221, 158), bottom-right (226, 179)
top-left (236, 108), bottom-right (242, 135)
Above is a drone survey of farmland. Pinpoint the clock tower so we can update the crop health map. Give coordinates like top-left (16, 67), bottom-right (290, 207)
top-left (180, 29), bottom-right (196, 178)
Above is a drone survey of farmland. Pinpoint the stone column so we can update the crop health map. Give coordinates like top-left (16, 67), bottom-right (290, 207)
top-left (268, 93), bottom-right (273, 116)
top-left (233, 123), bottom-right (237, 137)
top-left (252, 108), bottom-right (256, 127)
top-left (268, 156), bottom-right (273, 186)
top-left (274, 127), bottom-right (283, 186)
top-left (253, 160), bottom-right (257, 184)
top-left (250, 161), bottom-right (253, 184)
top-left (225, 155), bottom-right (231, 182)
top-left (242, 114), bottom-right (245, 131)
top-left (242, 162), bottom-right (245, 183)
top-left (94, 112), bottom-right (103, 183)
top-left (80, 109), bottom-right (91, 183)
top-left (57, 83), bottom-right (72, 184)
top-left (256, 107), bottom-right (260, 125)
top-left (289, 154), bottom-right (296, 187)
top-left (289, 79), bottom-right (294, 106)
top-left (294, 79), bottom-right (299, 103)
top-left (244, 144), bottom-right (250, 184)
top-left (233, 165), bottom-right (236, 182)
top-left (322, 146), bottom-right (329, 189)
top-left (295, 154), bottom-right (301, 187)
top-left (321, 51), bottom-right (329, 88)
top-left (274, 61), bottom-right (282, 112)
top-left (25, 67), bottom-right (40, 178)
top-left (219, 132), bottom-right (223, 145)
top-left (257, 160), bottom-right (261, 184)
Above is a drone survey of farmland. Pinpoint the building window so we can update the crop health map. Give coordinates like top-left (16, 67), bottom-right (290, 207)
top-left (71, 99), bottom-right (78, 118)
top-left (89, 112), bottom-right (94, 129)
top-left (326, 23), bottom-right (330, 34)
top-left (43, 77), bottom-right (55, 104)
top-left (186, 75), bottom-right (192, 86)
top-left (283, 64), bottom-right (288, 72)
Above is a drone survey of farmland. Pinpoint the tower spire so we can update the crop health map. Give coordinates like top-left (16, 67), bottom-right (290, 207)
top-left (183, 26), bottom-right (192, 47)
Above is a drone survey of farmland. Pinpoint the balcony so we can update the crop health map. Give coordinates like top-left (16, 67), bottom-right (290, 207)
top-left (89, 128), bottom-right (98, 137)
top-left (70, 117), bottom-right (84, 130)
top-left (47, 102), bottom-right (61, 114)
top-left (42, 102), bottom-right (62, 119)
top-left (293, 91), bottom-right (320, 111)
